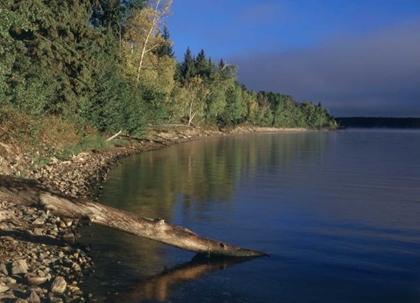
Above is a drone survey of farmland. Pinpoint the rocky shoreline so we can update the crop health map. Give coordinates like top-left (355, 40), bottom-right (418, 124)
top-left (0, 125), bottom-right (306, 302)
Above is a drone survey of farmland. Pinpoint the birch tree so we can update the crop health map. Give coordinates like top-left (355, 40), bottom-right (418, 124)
top-left (120, 0), bottom-right (172, 83)
top-left (185, 77), bottom-right (210, 126)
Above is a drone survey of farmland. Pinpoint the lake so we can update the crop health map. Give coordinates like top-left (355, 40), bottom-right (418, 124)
top-left (80, 129), bottom-right (420, 303)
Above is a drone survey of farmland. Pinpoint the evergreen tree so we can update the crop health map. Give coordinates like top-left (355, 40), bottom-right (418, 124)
top-left (180, 47), bottom-right (196, 82)
top-left (1, 0), bottom-right (105, 118)
top-left (154, 24), bottom-right (175, 58)
top-left (194, 49), bottom-right (212, 79)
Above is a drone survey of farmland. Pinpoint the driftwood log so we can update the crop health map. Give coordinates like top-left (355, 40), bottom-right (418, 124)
top-left (0, 175), bottom-right (267, 257)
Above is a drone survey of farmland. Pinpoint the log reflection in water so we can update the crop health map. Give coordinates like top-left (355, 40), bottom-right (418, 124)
top-left (111, 254), bottom-right (256, 302)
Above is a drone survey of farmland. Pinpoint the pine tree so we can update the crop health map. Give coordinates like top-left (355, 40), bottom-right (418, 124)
top-left (1, 0), bottom-right (105, 117)
top-left (180, 47), bottom-right (196, 82)
top-left (195, 49), bottom-right (212, 79)
top-left (154, 24), bottom-right (175, 58)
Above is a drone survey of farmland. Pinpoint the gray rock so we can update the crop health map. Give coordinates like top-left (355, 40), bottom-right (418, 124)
top-left (11, 259), bottom-right (28, 275)
top-left (50, 276), bottom-right (66, 294)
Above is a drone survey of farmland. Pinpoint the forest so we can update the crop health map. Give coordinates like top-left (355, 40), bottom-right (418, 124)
top-left (0, 0), bottom-right (338, 156)
top-left (336, 117), bottom-right (420, 129)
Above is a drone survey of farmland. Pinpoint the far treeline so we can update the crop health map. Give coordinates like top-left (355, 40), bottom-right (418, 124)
top-left (336, 117), bottom-right (420, 129)
top-left (0, 0), bottom-right (337, 155)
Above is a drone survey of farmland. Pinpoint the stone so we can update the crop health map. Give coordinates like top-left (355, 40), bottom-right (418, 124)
top-left (11, 259), bottom-right (28, 275)
top-left (50, 276), bottom-right (66, 294)
top-left (31, 218), bottom-right (45, 225)
top-left (0, 283), bottom-right (10, 293)
top-left (26, 274), bottom-right (48, 286)
top-left (33, 228), bottom-right (44, 236)
top-left (49, 297), bottom-right (64, 303)
top-left (27, 291), bottom-right (41, 303)
top-left (62, 232), bottom-right (75, 243)
top-left (3, 276), bottom-right (16, 284)
top-left (0, 263), bottom-right (8, 275)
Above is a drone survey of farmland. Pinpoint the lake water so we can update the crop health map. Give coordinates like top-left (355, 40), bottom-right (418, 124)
top-left (80, 129), bottom-right (420, 303)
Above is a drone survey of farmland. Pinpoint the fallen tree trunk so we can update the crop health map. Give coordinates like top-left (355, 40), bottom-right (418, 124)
top-left (0, 175), bottom-right (267, 257)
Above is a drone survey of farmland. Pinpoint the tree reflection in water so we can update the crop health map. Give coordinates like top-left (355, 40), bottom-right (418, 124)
top-left (106, 254), bottom-right (256, 302)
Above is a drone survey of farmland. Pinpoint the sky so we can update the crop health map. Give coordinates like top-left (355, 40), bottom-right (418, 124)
top-left (166, 0), bottom-right (420, 117)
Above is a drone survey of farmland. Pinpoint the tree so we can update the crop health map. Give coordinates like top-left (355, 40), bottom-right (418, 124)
top-left (154, 24), bottom-right (175, 58)
top-left (195, 49), bottom-right (212, 79)
top-left (120, 0), bottom-right (172, 84)
top-left (182, 77), bottom-right (211, 126)
top-left (179, 47), bottom-right (196, 83)
top-left (1, 0), bottom-right (105, 117)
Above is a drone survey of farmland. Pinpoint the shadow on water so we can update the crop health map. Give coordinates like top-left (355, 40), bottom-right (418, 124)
top-left (105, 254), bottom-right (257, 303)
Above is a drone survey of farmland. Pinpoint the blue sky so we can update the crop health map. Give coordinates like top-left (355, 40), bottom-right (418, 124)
top-left (166, 0), bottom-right (420, 117)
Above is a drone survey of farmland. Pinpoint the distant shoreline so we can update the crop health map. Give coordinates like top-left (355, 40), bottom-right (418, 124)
top-left (335, 117), bottom-right (420, 129)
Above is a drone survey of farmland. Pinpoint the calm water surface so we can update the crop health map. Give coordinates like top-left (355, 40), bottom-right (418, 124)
top-left (80, 129), bottom-right (420, 303)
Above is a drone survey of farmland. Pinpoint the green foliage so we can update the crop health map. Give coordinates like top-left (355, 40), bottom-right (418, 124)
top-left (154, 24), bottom-right (175, 58)
top-left (179, 47), bottom-right (196, 83)
top-left (0, 0), bottom-right (338, 158)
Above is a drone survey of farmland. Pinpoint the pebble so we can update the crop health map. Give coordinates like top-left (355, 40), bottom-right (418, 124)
top-left (50, 276), bottom-right (67, 294)
top-left (12, 259), bottom-right (29, 275)
top-left (1, 143), bottom-right (153, 302)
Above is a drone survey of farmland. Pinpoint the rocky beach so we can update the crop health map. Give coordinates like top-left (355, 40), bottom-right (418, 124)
top-left (0, 126), bottom-right (305, 302)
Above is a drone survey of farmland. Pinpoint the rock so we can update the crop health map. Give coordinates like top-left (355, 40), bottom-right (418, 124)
top-left (0, 290), bottom-right (15, 299)
top-left (3, 276), bottom-right (17, 284)
top-left (62, 232), bottom-right (75, 243)
top-left (11, 259), bottom-right (28, 275)
top-left (26, 274), bottom-right (48, 286)
top-left (31, 218), bottom-right (45, 225)
top-left (33, 228), bottom-right (44, 236)
top-left (48, 297), bottom-right (64, 303)
top-left (27, 291), bottom-right (41, 303)
top-left (50, 276), bottom-right (66, 294)
top-left (71, 263), bottom-right (81, 272)
top-left (0, 263), bottom-right (8, 275)
top-left (0, 283), bottom-right (10, 293)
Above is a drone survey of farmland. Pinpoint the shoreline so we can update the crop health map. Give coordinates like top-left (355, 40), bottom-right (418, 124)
top-left (0, 125), bottom-right (308, 302)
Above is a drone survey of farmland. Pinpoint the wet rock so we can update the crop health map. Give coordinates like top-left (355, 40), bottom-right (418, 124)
top-left (50, 276), bottom-right (66, 294)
